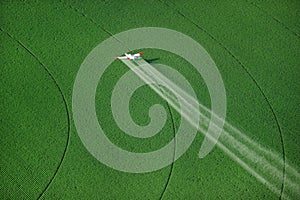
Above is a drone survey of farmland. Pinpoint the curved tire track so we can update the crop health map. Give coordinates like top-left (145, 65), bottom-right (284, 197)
top-left (158, 1), bottom-right (286, 199)
top-left (61, 2), bottom-right (178, 200)
top-left (158, 96), bottom-right (177, 200)
top-left (0, 27), bottom-right (71, 200)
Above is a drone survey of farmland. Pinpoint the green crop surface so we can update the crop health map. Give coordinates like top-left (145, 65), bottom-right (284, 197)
top-left (1, 0), bottom-right (299, 199)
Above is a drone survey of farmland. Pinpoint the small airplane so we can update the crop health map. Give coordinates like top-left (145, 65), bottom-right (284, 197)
top-left (115, 52), bottom-right (143, 60)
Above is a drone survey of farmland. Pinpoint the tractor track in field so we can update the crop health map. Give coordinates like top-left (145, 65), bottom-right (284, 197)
top-left (0, 27), bottom-right (71, 200)
top-left (62, 2), bottom-right (178, 200)
top-left (245, 0), bottom-right (300, 39)
top-left (158, 93), bottom-right (177, 200)
top-left (158, 1), bottom-right (286, 198)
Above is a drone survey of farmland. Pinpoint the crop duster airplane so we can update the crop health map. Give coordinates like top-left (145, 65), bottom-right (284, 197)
top-left (115, 52), bottom-right (143, 60)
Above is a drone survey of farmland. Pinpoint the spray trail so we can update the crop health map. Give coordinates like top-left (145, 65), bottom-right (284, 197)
top-left (121, 59), bottom-right (300, 199)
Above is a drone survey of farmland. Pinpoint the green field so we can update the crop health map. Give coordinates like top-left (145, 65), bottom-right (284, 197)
top-left (1, 0), bottom-right (299, 199)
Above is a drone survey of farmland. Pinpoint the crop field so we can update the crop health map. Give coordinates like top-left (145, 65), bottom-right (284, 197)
top-left (0, 0), bottom-right (299, 199)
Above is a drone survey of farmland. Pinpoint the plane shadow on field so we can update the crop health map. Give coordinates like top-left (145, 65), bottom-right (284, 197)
top-left (144, 57), bottom-right (160, 63)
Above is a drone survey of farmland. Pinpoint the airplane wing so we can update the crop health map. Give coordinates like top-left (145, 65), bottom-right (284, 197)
top-left (133, 52), bottom-right (143, 57)
top-left (115, 56), bottom-right (128, 60)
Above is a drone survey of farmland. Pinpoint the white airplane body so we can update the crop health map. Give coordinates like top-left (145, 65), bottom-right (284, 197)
top-left (115, 52), bottom-right (143, 60)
